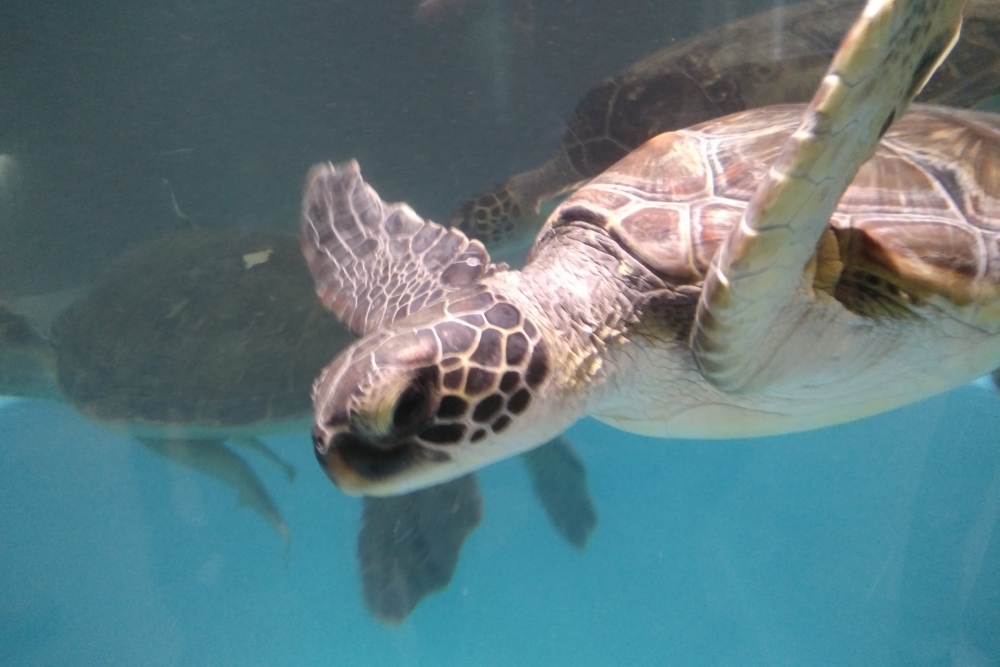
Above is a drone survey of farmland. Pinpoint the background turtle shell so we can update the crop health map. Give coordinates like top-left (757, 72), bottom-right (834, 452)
top-left (53, 229), bottom-right (352, 432)
top-left (449, 0), bottom-right (1000, 256)
top-left (561, 0), bottom-right (1000, 180)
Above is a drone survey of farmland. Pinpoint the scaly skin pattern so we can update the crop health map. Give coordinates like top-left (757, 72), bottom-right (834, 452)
top-left (305, 200), bottom-right (663, 495)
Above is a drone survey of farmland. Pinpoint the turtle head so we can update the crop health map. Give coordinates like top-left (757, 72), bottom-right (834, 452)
top-left (448, 182), bottom-right (542, 260)
top-left (310, 295), bottom-right (558, 496)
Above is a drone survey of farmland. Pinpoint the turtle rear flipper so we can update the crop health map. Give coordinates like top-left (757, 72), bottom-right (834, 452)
top-left (692, 0), bottom-right (966, 393)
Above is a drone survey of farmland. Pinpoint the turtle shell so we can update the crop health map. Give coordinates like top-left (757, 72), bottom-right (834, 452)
top-left (448, 0), bottom-right (1000, 258)
top-left (544, 104), bottom-right (1000, 323)
top-left (53, 229), bottom-right (353, 432)
top-left (561, 0), bottom-right (1000, 180)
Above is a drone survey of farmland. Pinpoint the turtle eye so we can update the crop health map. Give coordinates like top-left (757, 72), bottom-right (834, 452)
top-left (391, 381), bottom-right (430, 434)
top-left (352, 366), bottom-right (438, 441)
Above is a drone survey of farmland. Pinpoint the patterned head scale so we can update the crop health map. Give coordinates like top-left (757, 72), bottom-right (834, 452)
top-left (301, 162), bottom-right (551, 495)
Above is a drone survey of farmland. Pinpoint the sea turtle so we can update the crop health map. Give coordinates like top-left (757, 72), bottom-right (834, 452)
top-left (0, 228), bottom-right (596, 623)
top-left (449, 0), bottom-right (1000, 258)
top-left (300, 0), bottom-right (1000, 496)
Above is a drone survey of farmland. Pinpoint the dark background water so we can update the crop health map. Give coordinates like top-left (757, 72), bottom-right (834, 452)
top-left (0, 0), bottom-right (763, 294)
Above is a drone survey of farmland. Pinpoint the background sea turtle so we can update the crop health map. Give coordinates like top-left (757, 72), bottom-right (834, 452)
top-left (299, 0), bottom-right (1000, 496)
top-left (0, 228), bottom-right (596, 624)
top-left (449, 0), bottom-right (1000, 258)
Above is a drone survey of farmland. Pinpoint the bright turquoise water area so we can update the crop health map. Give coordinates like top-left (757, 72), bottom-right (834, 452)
top-left (2, 383), bottom-right (998, 666)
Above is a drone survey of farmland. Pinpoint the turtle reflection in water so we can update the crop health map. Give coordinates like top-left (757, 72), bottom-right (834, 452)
top-left (301, 0), bottom-right (1000, 508)
top-left (450, 0), bottom-right (1000, 256)
top-left (0, 229), bottom-right (596, 624)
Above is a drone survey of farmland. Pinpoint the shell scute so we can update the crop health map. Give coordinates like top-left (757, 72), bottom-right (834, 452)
top-left (690, 202), bottom-right (742, 271)
top-left (595, 132), bottom-right (712, 203)
top-left (708, 133), bottom-right (788, 201)
top-left (845, 149), bottom-right (949, 213)
top-left (846, 217), bottom-right (982, 293)
top-left (612, 205), bottom-right (695, 283)
top-left (547, 105), bottom-right (1000, 324)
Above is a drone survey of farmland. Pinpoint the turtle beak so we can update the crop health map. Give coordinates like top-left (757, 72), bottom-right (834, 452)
top-left (317, 450), bottom-right (370, 496)
top-left (312, 423), bottom-right (366, 495)
top-left (312, 422), bottom-right (379, 496)
top-left (312, 421), bottom-right (454, 497)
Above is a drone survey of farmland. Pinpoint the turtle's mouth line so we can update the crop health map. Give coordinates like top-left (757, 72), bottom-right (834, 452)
top-left (317, 445), bottom-right (369, 496)
top-left (313, 425), bottom-right (428, 496)
top-left (312, 422), bottom-right (362, 494)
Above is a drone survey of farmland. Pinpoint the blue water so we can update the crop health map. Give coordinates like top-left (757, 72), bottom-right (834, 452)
top-left (3, 384), bottom-right (999, 666)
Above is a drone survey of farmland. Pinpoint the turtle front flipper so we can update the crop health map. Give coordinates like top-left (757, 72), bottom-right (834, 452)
top-left (356, 473), bottom-right (482, 624)
top-left (691, 0), bottom-right (966, 392)
top-left (135, 437), bottom-right (290, 546)
top-left (301, 160), bottom-right (498, 338)
top-left (519, 436), bottom-right (597, 549)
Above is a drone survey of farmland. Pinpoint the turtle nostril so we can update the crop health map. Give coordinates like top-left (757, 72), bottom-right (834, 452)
top-left (312, 424), bottom-right (329, 453)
